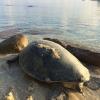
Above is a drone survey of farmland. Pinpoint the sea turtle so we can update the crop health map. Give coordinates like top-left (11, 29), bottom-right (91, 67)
top-left (0, 34), bottom-right (28, 55)
top-left (7, 40), bottom-right (90, 93)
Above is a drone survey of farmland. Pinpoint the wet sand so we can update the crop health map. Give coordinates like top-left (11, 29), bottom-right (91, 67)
top-left (0, 53), bottom-right (100, 100)
top-left (0, 30), bottom-right (99, 100)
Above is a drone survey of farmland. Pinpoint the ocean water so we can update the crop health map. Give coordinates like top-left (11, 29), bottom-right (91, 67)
top-left (0, 0), bottom-right (100, 50)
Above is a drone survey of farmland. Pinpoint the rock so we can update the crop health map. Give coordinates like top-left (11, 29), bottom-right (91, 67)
top-left (44, 38), bottom-right (100, 66)
top-left (26, 95), bottom-right (34, 100)
top-left (5, 91), bottom-right (15, 100)
top-left (0, 34), bottom-right (28, 55)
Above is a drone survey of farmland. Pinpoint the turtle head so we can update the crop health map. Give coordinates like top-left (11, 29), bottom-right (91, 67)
top-left (16, 34), bottom-right (29, 52)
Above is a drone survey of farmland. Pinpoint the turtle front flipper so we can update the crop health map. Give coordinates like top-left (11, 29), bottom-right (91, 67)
top-left (63, 82), bottom-right (79, 90)
top-left (7, 55), bottom-right (19, 65)
top-left (63, 82), bottom-right (84, 94)
top-left (77, 82), bottom-right (86, 97)
top-left (63, 82), bottom-right (86, 98)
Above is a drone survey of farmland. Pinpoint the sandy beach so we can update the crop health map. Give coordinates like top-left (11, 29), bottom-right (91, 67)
top-left (0, 30), bottom-right (99, 100)
top-left (0, 0), bottom-right (100, 99)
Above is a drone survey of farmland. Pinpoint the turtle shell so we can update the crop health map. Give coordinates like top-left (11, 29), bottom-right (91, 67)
top-left (19, 40), bottom-right (90, 83)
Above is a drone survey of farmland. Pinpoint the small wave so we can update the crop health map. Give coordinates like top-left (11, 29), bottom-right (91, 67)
top-left (5, 4), bottom-right (14, 6)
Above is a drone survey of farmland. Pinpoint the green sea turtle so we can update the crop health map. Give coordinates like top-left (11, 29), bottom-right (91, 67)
top-left (0, 34), bottom-right (28, 55)
top-left (7, 40), bottom-right (90, 93)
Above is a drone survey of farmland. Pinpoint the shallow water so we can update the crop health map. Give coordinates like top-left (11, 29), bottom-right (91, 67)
top-left (0, 0), bottom-right (100, 49)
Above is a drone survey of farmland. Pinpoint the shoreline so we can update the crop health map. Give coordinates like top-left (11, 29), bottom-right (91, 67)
top-left (0, 29), bottom-right (100, 66)
top-left (0, 33), bottom-right (99, 100)
top-left (0, 28), bottom-right (100, 52)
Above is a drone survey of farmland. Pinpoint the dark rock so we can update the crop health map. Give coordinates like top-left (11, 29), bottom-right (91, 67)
top-left (44, 38), bottom-right (100, 66)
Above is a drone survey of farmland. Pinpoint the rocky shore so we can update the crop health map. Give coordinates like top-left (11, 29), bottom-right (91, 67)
top-left (44, 38), bottom-right (100, 66)
top-left (0, 34), bottom-right (99, 100)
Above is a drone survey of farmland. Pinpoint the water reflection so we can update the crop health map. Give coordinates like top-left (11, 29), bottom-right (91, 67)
top-left (0, 0), bottom-right (100, 49)
top-left (4, 6), bottom-right (15, 26)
